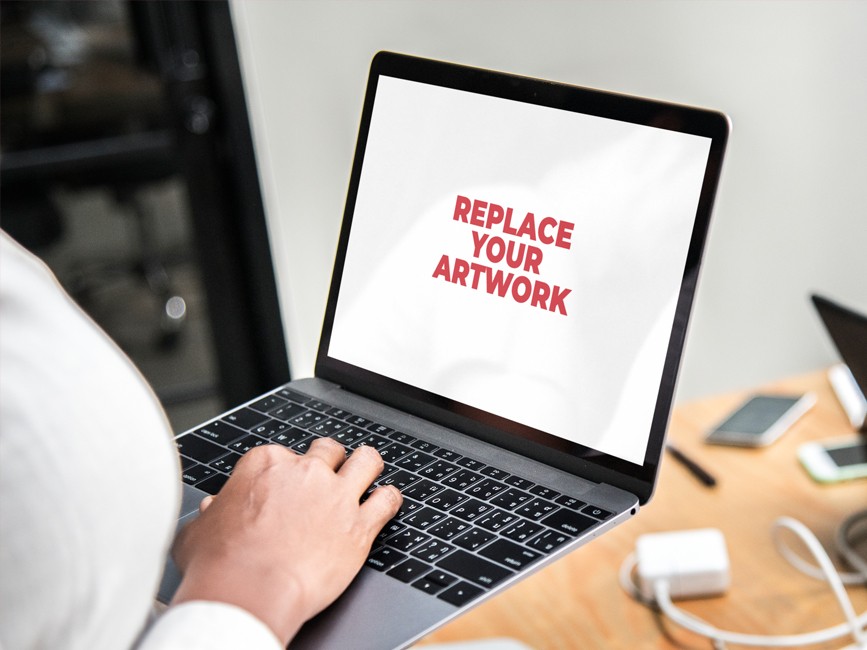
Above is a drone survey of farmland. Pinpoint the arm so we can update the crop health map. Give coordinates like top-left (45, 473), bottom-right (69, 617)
top-left (151, 438), bottom-right (401, 647)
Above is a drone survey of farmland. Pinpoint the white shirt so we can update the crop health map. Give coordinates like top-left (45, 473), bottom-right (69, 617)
top-left (0, 232), bottom-right (280, 649)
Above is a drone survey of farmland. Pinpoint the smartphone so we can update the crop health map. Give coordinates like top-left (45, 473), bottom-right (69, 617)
top-left (799, 436), bottom-right (867, 483)
top-left (704, 393), bottom-right (816, 447)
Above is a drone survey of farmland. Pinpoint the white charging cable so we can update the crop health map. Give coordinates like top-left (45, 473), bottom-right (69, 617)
top-left (621, 515), bottom-right (867, 648)
top-left (774, 510), bottom-right (867, 586)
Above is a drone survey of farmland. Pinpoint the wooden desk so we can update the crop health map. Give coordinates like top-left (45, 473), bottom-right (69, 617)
top-left (420, 370), bottom-right (866, 649)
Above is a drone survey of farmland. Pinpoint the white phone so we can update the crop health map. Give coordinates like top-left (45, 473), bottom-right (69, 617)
top-left (704, 393), bottom-right (816, 447)
top-left (799, 435), bottom-right (867, 483)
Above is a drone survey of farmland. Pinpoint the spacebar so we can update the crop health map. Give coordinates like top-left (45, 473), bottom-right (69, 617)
top-left (437, 549), bottom-right (514, 588)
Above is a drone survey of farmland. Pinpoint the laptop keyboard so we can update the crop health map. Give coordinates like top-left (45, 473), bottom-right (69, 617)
top-left (175, 387), bottom-right (613, 607)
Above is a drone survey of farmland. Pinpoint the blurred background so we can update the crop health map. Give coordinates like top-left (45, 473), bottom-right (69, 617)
top-left (0, 1), bottom-right (288, 432)
top-left (2, 0), bottom-right (865, 435)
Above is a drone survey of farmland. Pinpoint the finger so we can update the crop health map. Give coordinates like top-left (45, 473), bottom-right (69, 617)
top-left (199, 495), bottom-right (215, 513)
top-left (304, 436), bottom-right (347, 470)
top-left (359, 485), bottom-right (403, 535)
top-left (337, 444), bottom-right (384, 495)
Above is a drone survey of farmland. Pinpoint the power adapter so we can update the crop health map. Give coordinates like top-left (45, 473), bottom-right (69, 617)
top-left (635, 528), bottom-right (731, 601)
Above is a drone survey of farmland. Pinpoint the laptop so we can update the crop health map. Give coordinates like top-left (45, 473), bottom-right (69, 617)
top-left (160, 52), bottom-right (729, 649)
top-left (811, 293), bottom-right (867, 431)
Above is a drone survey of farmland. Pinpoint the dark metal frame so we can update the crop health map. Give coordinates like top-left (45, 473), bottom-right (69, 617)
top-left (134, 0), bottom-right (290, 404)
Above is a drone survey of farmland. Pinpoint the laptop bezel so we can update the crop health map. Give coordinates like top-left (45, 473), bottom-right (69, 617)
top-left (315, 51), bottom-right (729, 505)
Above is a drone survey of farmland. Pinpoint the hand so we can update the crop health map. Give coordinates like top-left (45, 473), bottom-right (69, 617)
top-left (170, 439), bottom-right (402, 645)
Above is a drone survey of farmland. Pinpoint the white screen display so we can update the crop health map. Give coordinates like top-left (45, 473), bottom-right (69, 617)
top-left (328, 76), bottom-right (711, 464)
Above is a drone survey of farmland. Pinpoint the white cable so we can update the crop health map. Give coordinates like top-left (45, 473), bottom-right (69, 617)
top-left (655, 580), bottom-right (867, 647)
top-left (618, 552), bottom-right (645, 603)
top-left (774, 510), bottom-right (867, 586)
top-left (620, 516), bottom-right (867, 648)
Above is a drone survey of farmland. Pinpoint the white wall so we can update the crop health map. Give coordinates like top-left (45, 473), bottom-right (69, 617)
top-left (231, 0), bottom-right (867, 401)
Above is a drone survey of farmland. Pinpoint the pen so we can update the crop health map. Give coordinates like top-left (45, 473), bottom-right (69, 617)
top-left (666, 443), bottom-right (717, 488)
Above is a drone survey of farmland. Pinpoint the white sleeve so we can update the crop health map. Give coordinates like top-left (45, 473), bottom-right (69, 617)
top-left (138, 602), bottom-right (282, 650)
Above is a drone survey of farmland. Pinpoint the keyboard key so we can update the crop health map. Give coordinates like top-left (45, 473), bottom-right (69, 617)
top-left (452, 528), bottom-right (495, 551)
top-left (210, 452), bottom-right (242, 474)
top-left (366, 423), bottom-right (395, 436)
top-left (249, 395), bottom-right (288, 413)
top-left (433, 448), bottom-right (462, 462)
top-left (250, 419), bottom-right (290, 439)
top-left (515, 498), bottom-right (559, 520)
top-left (386, 529), bottom-right (430, 552)
top-left (479, 538), bottom-right (542, 570)
top-left (581, 504), bottom-right (613, 520)
top-left (176, 433), bottom-right (228, 464)
top-left (194, 420), bottom-right (246, 446)
top-left (425, 488), bottom-right (466, 511)
top-left (352, 433), bottom-right (392, 450)
top-left (271, 428), bottom-right (310, 447)
top-left (366, 547), bottom-right (405, 571)
top-left (412, 576), bottom-right (447, 595)
top-left (450, 498), bottom-right (494, 522)
top-left (268, 402), bottom-right (308, 422)
top-left (437, 549), bottom-right (513, 588)
top-left (292, 435), bottom-right (322, 454)
top-left (395, 451), bottom-right (436, 472)
top-left (418, 460), bottom-right (459, 481)
top-left (438, 581), bottom-right (483, 606)
top-left (181, 463), bottom-right (218, 485)
top-left (196, 472), bottom-right (229, 495)
top-left (346, 415), bottom-right (374, 428)
top-left (466, 478), bottom-right (507, 500)
top-left (541, 508), bottom-right (597, 536)
top-left (309, 418), bottom-right (348, 436)
top-left (228, 434), bottom-right (269, 454)
top-left (402, 478), bottom-right (444, 501)
top-left (529, 484), bottom-right (561, 500)
top-left (410, 539), bottom-right (454, 563)
top-left (503, 475), bottom-right (535, 490)
top-left (480, 466), bottom-right (510, 481)
top-left (527, 529), bottom-right (571, 553)
top-left (442, 469), bottom-right (483, 491)
top-left (426, 570), bottom-right (458, 587)
top-left (489, 488), bottom-right (533, 511)
top-left (475, 508), bottom-right (519, 533)
top-left (388, 431), bottom-right (416, 445)
top-left (289, 410), bottom-right (327, 429)
top-left (304, 399), bottom-right (331, 412)
top-left (329, 426), bottom-right (368, 446)
top-left (411, 439), bottom-right (440, 454)
top-left (325, 407), bottom-right (353, 419)
top-left (378, 442), bottom-right (413, 463)
top-left (376, 464), bottom-right (398, 481)
top-left (379, 469), bottom-right (420, 490)
top-left (223, 407), bottom-right (269, 430)
top-left (428, 517), bottom-right (471, 541)
top-left (387, 558), bottom-right (431, 583)
top-left (377, 522), bottom-right (404, 544)
top-left (499, 519), bottom-right (544, 544)
top-left (403, 506), bottom-right (447, 530)
top-left (555, 495), bottom-right (586, 510)
top-left (395, 497), bottom-right (422, 519)
top-left (456, 457), bottom-right (486, 471)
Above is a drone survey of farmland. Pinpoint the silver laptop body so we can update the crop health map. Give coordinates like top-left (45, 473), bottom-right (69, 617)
top-left (161, 52), bottom-right (729, 649)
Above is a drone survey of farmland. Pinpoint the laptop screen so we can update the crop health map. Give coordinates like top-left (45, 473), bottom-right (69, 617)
top-left (317, 53), bottom-right (728, 499)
